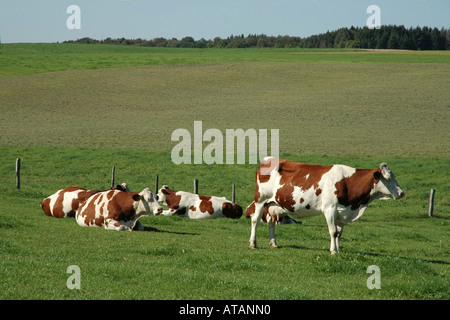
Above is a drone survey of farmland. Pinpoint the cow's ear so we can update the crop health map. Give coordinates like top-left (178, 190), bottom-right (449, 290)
top-left (162, 189), bottom-right (170, 195)
top-left (373, 170), bottom-right (382, 181)
top-left (132, 194), bottom-right (142, 201)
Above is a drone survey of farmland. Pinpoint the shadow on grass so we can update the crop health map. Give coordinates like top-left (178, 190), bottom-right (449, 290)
top-left (142, 225), bottom-right (200, 236)
top-left (349, 250), bottom-right (450, 266)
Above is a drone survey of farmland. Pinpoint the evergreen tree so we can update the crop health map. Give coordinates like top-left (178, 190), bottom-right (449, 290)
top-left (377, 28), bottom-right (390, 49)
top-left (387, 28), bottom-right (400, 49)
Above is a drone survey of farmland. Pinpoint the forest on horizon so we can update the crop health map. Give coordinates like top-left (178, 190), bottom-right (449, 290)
top-left (65, 25), bottom-right (450, 50)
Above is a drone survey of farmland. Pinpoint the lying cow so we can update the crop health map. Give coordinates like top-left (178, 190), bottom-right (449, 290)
top-left (245, 202), bottom-right (301, 225)
top-left (157, 185), bottom-right (242, 219)
top-left (76, 187), bottom-right (162, 231)
top-left (41, 183), bottom-right (130, 218)
top-left (248, 157), bottom-right (405, 254)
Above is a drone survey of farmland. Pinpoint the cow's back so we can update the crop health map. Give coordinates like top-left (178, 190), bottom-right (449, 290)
top-left (76, 190), bottom-right (137, 228)
top-left (255, 158), bottom-right (333, 204)
top-left (41, 186), bottom-right (98, 218)
top-left (76, 191), bottom-right (111, 227)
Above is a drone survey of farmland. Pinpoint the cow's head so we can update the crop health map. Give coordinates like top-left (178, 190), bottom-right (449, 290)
top-left (373, 163), bottom-right (405, 200)
top-left (133, 188), bottom-right (163, 215)
top-left (157, 185), bottom-right (171, 205)
top-left (114, 182), bottom-right (130, 192)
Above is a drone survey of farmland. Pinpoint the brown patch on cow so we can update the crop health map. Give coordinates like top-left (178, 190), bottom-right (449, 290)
top-left (190, 206), bottom-right (197, 211)
top-left (163, 188), bottom-right (183, 210)
top-left (41, 198), bottom-right (52, 216)
top-left (275, 184), bottom-right (295, 212)
top-left (300, 198), bottom-right (305, 203)
top-left (106, 191), bottom-right (136, 221)
top-left (79, 193), bottom-right (101, 227)
top-left (245, 202), bottom-right (256, 217)
top-left (334, 169), bottom-right (379, 210)
top-left (261, 205), bottom-right (269, 223)
top-left (254, 182), bottom-right (261, 203)
top-left (69, 197), bottom-right (78, 217)
top-left (315, 188), bottom-right (322, 196)
top-left (69, 190), bottom-right (98, 218)
top-left (94, 216), bottom-right (104, 227)
top-left (78, 193), bottom-right (105, 227)
top-left (52, 192), bottom-right (65, 218)
top-left (106, 190), bottom-right (115, 200)
top-left (199, 195), bottom-right (214, 215)
top-left (278, 161), bottom-right (332, 191)
top-left (222, 202), bottom-right (243, 219)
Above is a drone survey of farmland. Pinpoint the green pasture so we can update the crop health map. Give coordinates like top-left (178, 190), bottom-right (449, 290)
top-left (1, 43), bottom-right (450, 77)
top-left (0, 44), bottom-right (449, 300)
top-left (0, 147), bottom-right (448, 299)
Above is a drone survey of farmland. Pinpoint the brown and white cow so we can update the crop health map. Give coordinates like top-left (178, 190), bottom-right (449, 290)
top-left (157, 185), bottom-right (243, 219)
top-left (75, 188), bottom-right (162, 231)
top-left (41, 183), bottom-right (130, 218)
top-left (248, 157), bottom-right (405, 254)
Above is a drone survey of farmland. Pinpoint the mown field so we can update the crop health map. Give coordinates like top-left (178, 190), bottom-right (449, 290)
top-left (0, 44), bottom-right (449, 300)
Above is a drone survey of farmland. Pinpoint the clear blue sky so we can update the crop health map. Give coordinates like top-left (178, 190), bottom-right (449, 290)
top-left (0, 0), bottom-right (449, 43)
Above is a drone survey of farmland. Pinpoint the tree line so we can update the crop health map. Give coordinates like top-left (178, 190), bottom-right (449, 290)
top-left (65, 25), bottom-right (450, 50)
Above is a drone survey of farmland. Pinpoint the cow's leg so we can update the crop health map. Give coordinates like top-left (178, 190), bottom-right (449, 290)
top-left (249, 202), bottom-right (265, 248)
top-left (324, 207), bottom-right (338, 254)
top-left (105, 218), bottom-right (131, 231)
top-left (162, 208), bottom-right (177, 216)
top-left (267, 203), bottom-right (283, 248)
top-left (335, 223), bottom-right (344, 252)
top-left (267, 214), bottom-right (279, 248)
top-left (133, 220), bottom-right (144, 231)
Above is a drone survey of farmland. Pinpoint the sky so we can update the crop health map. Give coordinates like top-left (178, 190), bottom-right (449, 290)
top-left (0, 0), bottom-right (449, 43)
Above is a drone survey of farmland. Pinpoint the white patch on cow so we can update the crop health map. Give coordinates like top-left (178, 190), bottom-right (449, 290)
top-left (337, 204), bottom-right (368, 225)
top-left (304, 174), bottom-right (310, 180)
top-left (257, 166), bottom-right (282, 202)
top-left (47, 189), bottom-right (64, 215)
top-left (61, 189), bottom-right (80, 217)
top-left (102, 191), bottom-right (122, 223)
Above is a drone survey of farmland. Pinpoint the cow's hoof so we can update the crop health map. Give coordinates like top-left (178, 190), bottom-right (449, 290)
top-left (269, 239), bottom-right (279, 248)
top-left (249, 241), bottom-right (257, 249)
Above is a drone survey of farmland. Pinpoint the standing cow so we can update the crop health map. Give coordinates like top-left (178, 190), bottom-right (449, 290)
top-left (157, 185), bottom-right (242, 219)
top-left (41, 183), bottom-right (130, 218)
top-left (76, 187), bottom-right (162, 231)
top-left (248, 157), bottom-right (405, 254)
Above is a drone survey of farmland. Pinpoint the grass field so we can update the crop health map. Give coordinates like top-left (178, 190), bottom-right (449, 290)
top-left (0, 44), bottom-right (449, 300)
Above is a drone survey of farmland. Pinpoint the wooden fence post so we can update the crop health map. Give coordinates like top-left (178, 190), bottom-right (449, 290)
top-left (232, 183), bottom-right (236, 203)
top-left (194, 179), bottom-right (198, 194)
top-left (16, 158), bottom-right (21, 189)
top-left (428, 188), bottom-right (435, 217)
top-left (111, 166), bottom-right (115, 188)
